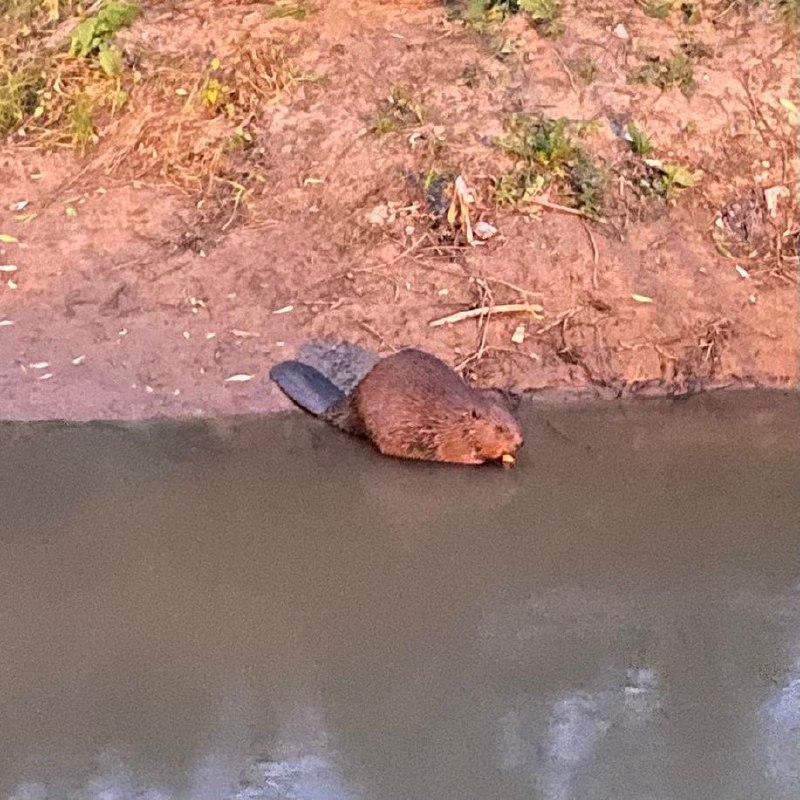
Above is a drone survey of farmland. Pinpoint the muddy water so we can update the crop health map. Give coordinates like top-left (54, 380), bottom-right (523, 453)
top-left (1, 391), bottom-right (799, 800)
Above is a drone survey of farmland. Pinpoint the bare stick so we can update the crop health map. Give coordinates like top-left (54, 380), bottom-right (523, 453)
top-left (529, 197), bottom-right (605, 222)
top-left (581, 221), bottom-right (600, 289)
top-left (554, 50), bottom-right (579, 96)
top-left (483, 276), bottom-right (545, 298)
top-left (358, 321), bottom-right (399, 352)
top-left (430, 303), bottom-right (544, 328)
top-left (532, 306), bottom-right (581, 335)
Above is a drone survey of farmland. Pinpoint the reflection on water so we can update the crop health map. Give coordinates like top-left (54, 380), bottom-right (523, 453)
top-left (760, 582), bottom-right (800, 794)
top-left (0, 391), bottom-right (798, 800)
top-left (762, 666), bottom-right (800, 791)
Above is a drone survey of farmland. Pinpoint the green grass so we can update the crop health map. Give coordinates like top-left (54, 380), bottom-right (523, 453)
top-left (629, 50), bottom-right (695, 96)
top-left (267, 0), bottom-right (317, 19)
top-left (0, 64), bottom-right (41, 135)
top-left (569, 57), bottom-right (599, 84)
top-left (1, 0), bottom-right (77, 30)
top-left (69, 90), bottom-right (96, 149)
top-left (647, 160), bottom-right (698, 200)
top-left (449, 0), bottom-right (563, 35)
top-left (626, 121), bottom-right (653, 156)
top-left (494, 113), bottom-right (605, 214)
top-left (641, 0), bottom-right (673, 19)
top-left (369, 85), bottom-right (424, 135)
top-left (519, 0), bottom-right (564, 34)
top-left (630, 157), bottom-right (698, 201)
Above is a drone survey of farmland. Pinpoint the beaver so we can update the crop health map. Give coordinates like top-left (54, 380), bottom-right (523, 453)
top-left (270, 347), bottom-right (524, 465)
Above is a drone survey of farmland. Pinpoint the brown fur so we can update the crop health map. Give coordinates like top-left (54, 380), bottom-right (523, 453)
top-left (323, 349), bottom-right (523, 464)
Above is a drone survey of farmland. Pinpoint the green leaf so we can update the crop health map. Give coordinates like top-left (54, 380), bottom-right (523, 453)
top-left (69, 3), bottom-right (140, 58)
top-left (70, 18), bottom-right (98, 57)
top-left (98, 2), bottom-right (141, 30)
top-left (98, 47), bottom-right (123, 77)
top-left (663, 163), bottom-right (696, 187)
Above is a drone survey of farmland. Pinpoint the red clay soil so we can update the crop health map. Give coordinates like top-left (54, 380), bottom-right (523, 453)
top-left (0, 0), bottom-right (797, 421)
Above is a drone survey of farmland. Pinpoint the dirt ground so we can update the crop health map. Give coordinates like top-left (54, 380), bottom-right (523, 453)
top-left (0, 0), bottom-right (797, 421)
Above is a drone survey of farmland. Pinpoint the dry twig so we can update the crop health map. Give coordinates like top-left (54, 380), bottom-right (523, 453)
top-left (530, 197), bottom-right (605, 222)
top-left (429, 303), bottom-right (544, 328)
top-left (581, 221), bottom-right (600, 289)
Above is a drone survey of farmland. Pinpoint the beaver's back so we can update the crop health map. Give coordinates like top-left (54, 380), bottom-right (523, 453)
top-left (351, 349), bottom-right (485, 460)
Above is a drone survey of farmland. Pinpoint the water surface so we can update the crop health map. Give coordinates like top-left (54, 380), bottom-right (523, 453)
top-left (1, 391), bottom-right (799, 799)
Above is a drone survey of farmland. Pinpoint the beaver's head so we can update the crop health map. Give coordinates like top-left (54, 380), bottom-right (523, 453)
top-left (465, 399), bottom-right (524, 464)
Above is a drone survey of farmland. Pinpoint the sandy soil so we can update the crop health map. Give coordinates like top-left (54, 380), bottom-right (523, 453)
top-left (0, 0), bottom-right (797, 420)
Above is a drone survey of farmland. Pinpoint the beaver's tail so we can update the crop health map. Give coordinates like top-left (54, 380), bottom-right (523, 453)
top-left (270, 360), bottom-right (345, 416)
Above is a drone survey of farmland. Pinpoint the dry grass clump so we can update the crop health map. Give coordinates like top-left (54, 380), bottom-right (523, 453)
top-left (1, 1), bottom-right (317, 229)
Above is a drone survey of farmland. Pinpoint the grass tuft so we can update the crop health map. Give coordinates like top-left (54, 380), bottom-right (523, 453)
top-left (494, 113), bottom-right (605, 214)
top-left (628, 50), bottom-right (695, 96)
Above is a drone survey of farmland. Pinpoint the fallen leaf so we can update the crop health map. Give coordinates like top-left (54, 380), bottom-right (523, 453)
top-left (612, 22), bottom-right (629, 39)
top-left (764, 185), bottom-right (790, 218)
top-left (511, 323), bottom-right (526, 344)
top-left (0, 234), bottom-right (19, 243)
top-left (8, 201), bottom-right (28, 211)
top-left (664, 164), bottom-right (697, 188)
top-left (29, 362), bottom-right (49, 369)
top-left (474, 221), bottom-right (499, 240)
top-left (644, 159), bottom-right (698, 188)
top-left (368, 204), bottom-right (391, 226)
top-left (0, 320), bottom-right (14, 327)
top-left (779, 97), bottom-right (798, 125)
top-left (632, 294), bottom-right (654, 304)
top-left (0, 264), bottom-right (17, 272)
top-left (448, 175), bottom-right (476, 243)
top-left (273, 305), bottom-right (294, 314)
top-left (225, 374), bottom-right (254, 383)
top-left (71, 355), bottom-right (86, 365)
top-left (230, 329), bottom-right (260, 338)
top-left (735, 265), bottom-right (750, 279)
